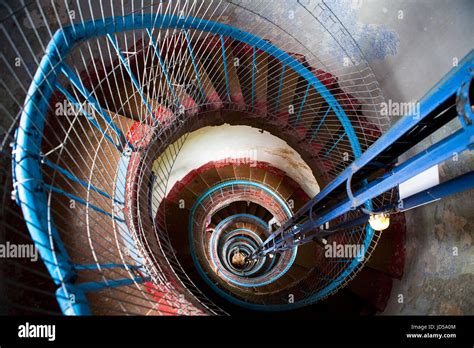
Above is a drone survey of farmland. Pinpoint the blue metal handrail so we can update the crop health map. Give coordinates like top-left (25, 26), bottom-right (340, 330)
top-left (13, 13), bottom-right (364, 315)
top-left (208, 213), bottom-right (279, 287)
top-left (252, 50), bottom-right (474, 307)
top-left (188, 180), bottom-right (300, 310)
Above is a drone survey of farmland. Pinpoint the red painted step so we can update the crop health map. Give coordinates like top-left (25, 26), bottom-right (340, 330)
top-left (347, 267), bottom-right (393, 312)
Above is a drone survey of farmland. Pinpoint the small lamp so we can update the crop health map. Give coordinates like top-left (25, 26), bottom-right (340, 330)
top-left (368, 213), bottom-right (390, 231)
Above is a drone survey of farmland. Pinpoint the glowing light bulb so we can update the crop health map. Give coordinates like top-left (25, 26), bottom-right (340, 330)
top-left (368, 213), bottom-right (390, 231)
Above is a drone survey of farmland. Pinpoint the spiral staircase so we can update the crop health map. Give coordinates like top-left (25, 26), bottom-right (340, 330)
top-left (1, 1), bottom-right (472, 316)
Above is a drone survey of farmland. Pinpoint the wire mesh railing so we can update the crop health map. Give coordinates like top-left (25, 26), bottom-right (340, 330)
top-left (1, 0), bottom-right (393, 315)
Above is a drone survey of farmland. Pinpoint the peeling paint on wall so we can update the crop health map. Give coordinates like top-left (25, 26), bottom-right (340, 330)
top-left (325, 0), bottom-right (400, 62)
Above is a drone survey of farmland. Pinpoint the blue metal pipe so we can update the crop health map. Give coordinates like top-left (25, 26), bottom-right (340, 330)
top-left (261, 49), bottom-right (474, 250)
top-left (399, 171), bottom-right (474, 211)
top-left (275, 126), bottom-right (473, 248)
top-left (296, 171), bottom-right (474, 245)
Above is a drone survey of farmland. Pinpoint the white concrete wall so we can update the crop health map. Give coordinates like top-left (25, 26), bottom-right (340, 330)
top-left (152, 124), bottom-right (320, 207)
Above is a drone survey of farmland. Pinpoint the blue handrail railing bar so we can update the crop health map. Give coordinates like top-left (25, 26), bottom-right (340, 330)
top-left (301, 170), bottom-right (474, 245)
top-left (183, 29), bottom-right (206, 102)
top-left (42, 157), bottom-right (123, 205)
top-left (295, 83), bottom-right (311, 126)
top-left (45, 184), bottom-right (125, 223)
top-left (311, 105), bottom-right (331, 139)
top-left (146, 28), bottom-right (180, 106)
top-left (60, 64), bottom-right (130, 150)
top-left (55, 82), bottom-right (118, 148)
top-left (258, 49), bottom-right (474, 255)
top-left (398, 171), bottom-right (474, 212)
top-left (323, 131), bottom-right (346, 158)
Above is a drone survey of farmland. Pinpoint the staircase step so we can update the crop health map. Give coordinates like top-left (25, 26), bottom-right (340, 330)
top-left (144, 70), bottom-right (198, 117)
top-left (197, 162), bottom-right (222, 187)
top-left (334, 89), bottom-right (361, 114)
top-left (352, 115), bottom-right (382, 146)
top-left (323, 288), bottom-right (375, 315)
top-left (179, 169), bottom-right (210, 196)
top-left (182, 43), bottom-right (224, 110)
top-left (250, 165), bottom-right (266, 183)
top-left (255, 205), bottom-right (268, 220)
top-left (312, 68), bottom-right (338, 90)
top-left (164, 199), bottom-right (190, 252)
top-left (263, 166), bottom-right (285, 190)
top-left (247, 202), bottom-right (258, 216)
top-left (214, 162), bottom-right (236, 181)
top-left (275, 175), bottom-right (299, 201)
top-left (235, 201), bottom-right (248, 214)
top-left (233, 42), bottom-right (253, 109)
top-left (233, 163), bottom-right (251, 180)
top-left (291, 84), bottom-right (326, 140)
top-left (200, 36), bottom-right (245, 108)
top-left (173, 182), bottom-right (198, 207)
top-left (98, 78), bottom-right (158, 122)
top-left (293, 242), bottom-right (319, 270)
top-left (270, 54), bottom-right (306, 126)
top-left (228, 202), bottom-right (239, 216)
top-left (286, 263), bottom-right (310, 282)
